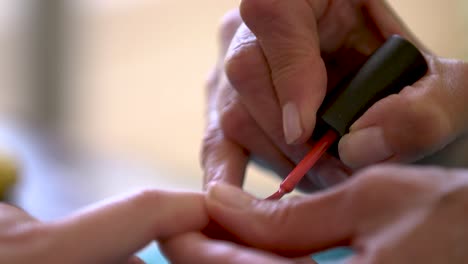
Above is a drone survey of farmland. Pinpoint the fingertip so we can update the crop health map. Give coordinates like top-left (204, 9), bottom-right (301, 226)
top-left (201, 126), bottom-right (248, 187)
top-left (338, 134), bottom-right (357, 168)
top-left (239, 0), bottom-right (329, 148)
top-left (206, 183), bottom-right (255, 211)
top-left (239, 0), bottom-right (268, 27)
top-left (338, 127), bottom-right (394, 168)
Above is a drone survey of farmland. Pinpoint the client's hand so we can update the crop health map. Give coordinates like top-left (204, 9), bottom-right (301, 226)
top-left (199, 165), bottom-right (468, 263)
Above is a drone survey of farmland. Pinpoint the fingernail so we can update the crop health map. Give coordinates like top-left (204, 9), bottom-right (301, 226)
top-left (207, 183), bottom-right (254, 209)
top-left (339, 127), bottom-right (393, 168)
top-left (283, 102), bottom-right (304, 144)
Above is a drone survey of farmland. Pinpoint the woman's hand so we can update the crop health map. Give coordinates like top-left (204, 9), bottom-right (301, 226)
top-left (202, 0), bottom-right (468, 191)
top-left (201, 165), bottom-right (468, 263)
top-left (0, 190), bottom-right (208, 264)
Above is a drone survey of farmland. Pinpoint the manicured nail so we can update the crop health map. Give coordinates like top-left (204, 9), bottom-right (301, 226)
top-left (207, 183), bottom-right (254, 209)
top-left (283, 102), bottom-right (304, 144)
top-left (339, 127), bottom-right (393, 168)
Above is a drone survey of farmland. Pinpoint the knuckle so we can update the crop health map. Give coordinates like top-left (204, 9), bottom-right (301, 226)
top-left (201, 89), bottom-right (246, 171)
top-left (350, 165), bottom-right (450, 217)
top-left (218, 9), bottom-right (242, 45)
top-left (381, 94), bottom-right (454, 157)
top-left (270, 56), bottom-right (326, 88)
top-left (219, 100), bottom-right (251, 141)
top-left (201, 125), bottom-right (225, 167)
top-left (224, 37), bottom-right (262, 93)
top-left (407, 96), bottom-right (453, 149)
top-left (353, 164), bottom-right (395, 189)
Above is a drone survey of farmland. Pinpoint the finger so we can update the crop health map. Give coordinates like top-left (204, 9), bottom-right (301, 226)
top-left (202, 122), bottom-right (249, 187)
top-left (203, 10), bottom-right (248, 188)
top-left (205, 165), bottom-right (437, 256)
top-left (237, 0), bottom-right (329, 145)
top-left (46, 190), bottom-right (209, 263)
top-left (161, 232), bottom-right (317, 264)
top-left (207, 9), bottom-right (242, 103)
top-left (225, 24), bottom-right (312, 159)
top-left (338, 59), bottom-right (468, 168)
top-left (219, 10), bottom-right (243, 57)
top-left (205, 183), bottom-right (354, 255)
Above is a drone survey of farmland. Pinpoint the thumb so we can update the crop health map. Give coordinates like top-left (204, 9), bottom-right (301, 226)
top-left (338, 58), bottom-right (468, 168)
top-left (205, 183), bottom-right (354, 256)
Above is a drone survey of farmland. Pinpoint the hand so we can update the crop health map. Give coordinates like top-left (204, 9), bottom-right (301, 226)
top-left (3, 187), bottom-right (317, 264)
top-left (203, 165), bottom-right (468, 263)
top-left (0, 190), bottom-right (208, 264)
top-left (202, 8), bottom-right (347, 192)
top-left (202, 0), bottom-right (468, 191)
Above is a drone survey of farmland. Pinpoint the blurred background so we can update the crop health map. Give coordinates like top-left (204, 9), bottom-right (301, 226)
top-left (0, 0), bottom-right (466, 220)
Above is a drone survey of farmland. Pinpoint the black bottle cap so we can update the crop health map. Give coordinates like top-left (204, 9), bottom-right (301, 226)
top-left (317, 35), bottom-right (428, 137)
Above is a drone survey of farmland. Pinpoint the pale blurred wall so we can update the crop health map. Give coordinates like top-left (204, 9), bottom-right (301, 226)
top-left (75, 0), bottom-right (238, 171)
top-left (71, 0), bottom-right (468, 191)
